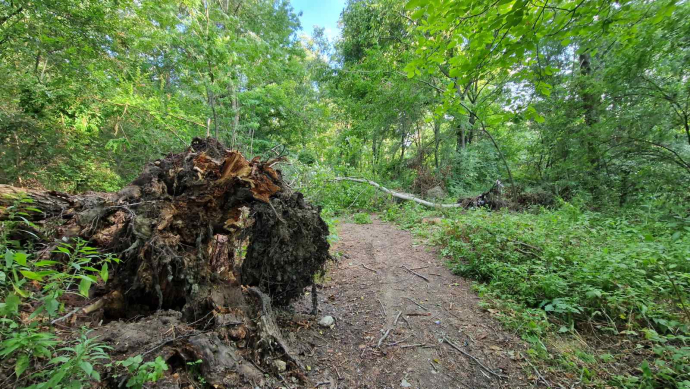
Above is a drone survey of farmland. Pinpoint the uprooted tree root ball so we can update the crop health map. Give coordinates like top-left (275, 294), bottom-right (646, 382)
top-left (0, 138), bottom-right (330, 387)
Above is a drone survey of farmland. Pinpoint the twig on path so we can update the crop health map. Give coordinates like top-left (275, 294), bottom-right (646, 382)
top-left (442, 338), bottom-right (508, 379)
top-left (401, 265), bottom-right (429, 282)
top-left (520, 352), bottom-right (552, 388)
top-left (400, 343), bottom-right (426, 348)
top-left (377, 299), bottom-right (387, 317)
top-left (393, 311), bottom-right (402, 326)
top-left (377, 329), bottom-right (392, 348)
top-left (361, 263), bottom-right (377, 273)
top-left (409, 265), bottom-right (429, 271)
top-left (403, 297), bottom-right (428, 310)
top-left (400, 314), bottom-right (411, 327)
top-left (444, 305), bottom-right (461, 319)
top-left (387, 334), bottom-right (413, 346)
top-left (406, 312), bottom-right (431, 316)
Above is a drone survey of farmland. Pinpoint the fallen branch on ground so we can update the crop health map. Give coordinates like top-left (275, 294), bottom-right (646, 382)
top-left (443, 338), bottom-right (508, 379)
top-left (361, 263), bottom-right (377, 273)
top-left (387, 334), bottom-right (412, 346)
top-left (403, 297), bottom-right (428, 310)
top-left (393, 311), bottom-right (402, 326)
top-left (402, 265), bottom-right (430, 282)
top-left (51, 296), bottom-right (106, 324)
top-left (377, 298), bottom-right (387, 317)
top-left (520, 352), bottom-right (552, 388)
top-left (400, 343), bottom-right (426, 348)
top-left (377, 329), bottom-right (391, 348)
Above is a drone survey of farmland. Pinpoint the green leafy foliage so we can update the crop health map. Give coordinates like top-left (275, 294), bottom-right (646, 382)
top-left (110, 355), bottom-right (169, 389)
top-left (25, 330), bottom-right (111, 388)
top-left (353, 212), bottom-right (372, 225)
top-left (0, 196), bottom-right (120, 386)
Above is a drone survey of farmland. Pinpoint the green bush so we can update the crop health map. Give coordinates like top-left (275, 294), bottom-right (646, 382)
top-left (297, 150), bottom-right (317, 165)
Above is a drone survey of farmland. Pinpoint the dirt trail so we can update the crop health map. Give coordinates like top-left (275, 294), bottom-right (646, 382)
top-left (291, 217), bottom-right (531, 388)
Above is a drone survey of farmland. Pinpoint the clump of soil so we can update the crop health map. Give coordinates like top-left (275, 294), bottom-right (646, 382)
top-left (242, 191), bottom-right (330, 306)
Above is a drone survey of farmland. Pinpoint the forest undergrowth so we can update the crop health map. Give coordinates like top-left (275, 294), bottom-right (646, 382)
top-left (295, 164), bottom-right (690, 388)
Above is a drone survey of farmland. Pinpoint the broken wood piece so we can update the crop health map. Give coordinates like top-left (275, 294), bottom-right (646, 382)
top-left (400, 343), bottom-right (425, 349)
top-left (402, 265), bottom-right (429, 282)
top-left (393, 311), bottom-right (402, 326)
top-left (51, 297), bottom-right (106, 325)
top-left (361, 263), bottom-right (377, 273)
top-left (442, 338), bottom-right (508, 379)
top-left (249, 287), bottom-right (305, 370)
top-left (377, 328), bottom-right (391, 348)
top-left (377, 298), bottom-right (386, 317)
top-left (406, 312), bottom-right (431, 316)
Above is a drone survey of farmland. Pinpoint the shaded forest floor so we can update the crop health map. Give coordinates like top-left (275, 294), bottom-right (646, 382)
top-left (287, 217), bottom-right (532, 388)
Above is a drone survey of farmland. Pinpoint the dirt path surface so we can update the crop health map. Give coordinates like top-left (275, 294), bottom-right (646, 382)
top-left (289, 217), bottom-right (531, 388)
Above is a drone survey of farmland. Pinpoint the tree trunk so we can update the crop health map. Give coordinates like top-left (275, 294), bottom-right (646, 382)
top-left (232, 84), bottom-right (240, 148)
top-left (578, 53), bottom-right (600, 168)
top-left (433, 117), bottom-right (441, 169)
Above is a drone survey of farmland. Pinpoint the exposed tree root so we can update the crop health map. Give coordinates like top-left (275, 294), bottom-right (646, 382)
top-left (1, 138), bottom-right (330, 387)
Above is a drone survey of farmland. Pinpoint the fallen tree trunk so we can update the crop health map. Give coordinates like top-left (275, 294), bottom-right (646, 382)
top-left (335, 177), bottom-right (508, 210)
top-left (334, 177), bottom-right (463, 208)
top-left (1, 138), bottom-right (331, 386)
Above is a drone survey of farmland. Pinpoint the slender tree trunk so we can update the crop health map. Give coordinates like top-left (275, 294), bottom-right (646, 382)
top-left (467, 113), bottom-right (476, 144)
top-left (372, 130), bottom-right (378, 174)
top-left (232, 85), bottom-right (240, 148)
top-left (203, 2), bottom-right (218, 138)
top-left (578, 53), bottom-right (600, 169)
top-left (480, 123), bottom-right (515, 189)
top-left (579, 54), bottom-right (597, 128)
top-left (684, 114), bottom-right (690, 146)
top-left (399, 131), bottom-right (407, 170)
top-left (456, 119), bottom-right (466, 152)
top-left (433, 117), bottom-right (441, 169)
top-left (398, 119), bottom-right (407, 174)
